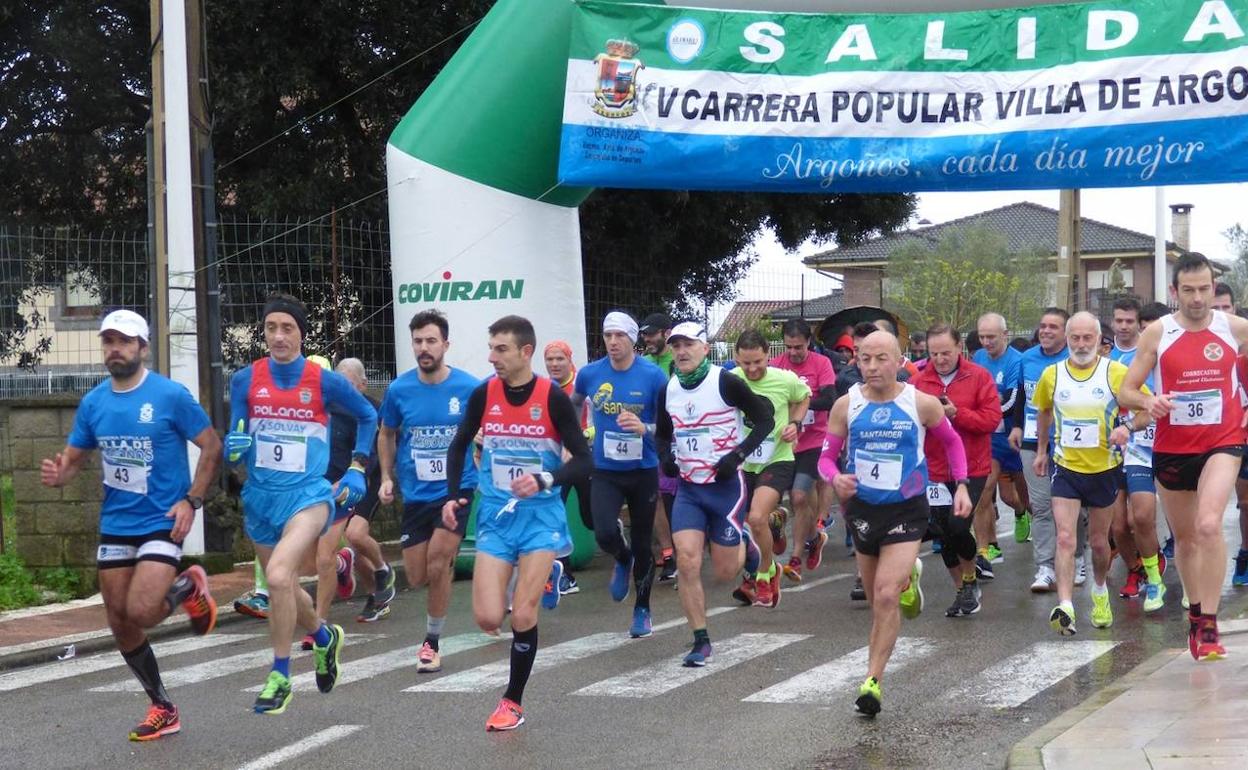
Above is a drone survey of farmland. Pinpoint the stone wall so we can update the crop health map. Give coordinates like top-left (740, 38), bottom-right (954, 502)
top-left (0, 396), bottom-right (102, 577)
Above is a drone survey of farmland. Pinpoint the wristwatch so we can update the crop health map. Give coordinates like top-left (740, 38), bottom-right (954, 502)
top-left (954, 479), bottom-right (970, 488)
top-left (184, 495), bottom-right (204, 510)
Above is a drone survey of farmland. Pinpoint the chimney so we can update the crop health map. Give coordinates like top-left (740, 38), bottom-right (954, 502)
top-left (1170, 203), bottom-right (1193, 251)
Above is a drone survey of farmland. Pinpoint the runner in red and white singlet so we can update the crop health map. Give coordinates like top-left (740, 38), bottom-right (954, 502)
top-left (1120, 255), bottom-right (1248, 663)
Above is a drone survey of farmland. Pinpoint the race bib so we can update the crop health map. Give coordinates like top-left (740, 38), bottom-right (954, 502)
top-left (1060, 418), bottom-right (1100, 449)
top-left (801, 411), bottom-right (816, 427)
top-left (412, 449), bottom-right (448, 481)
top-left (855, 449), bottom-right (903, 491)
top-left (926, 483), bottom-right (953, 506)
top-left (491, 457), bottom-right (541, 488)
top-left (1133, 422), bottom-right (1155, 449)
top-left (1171, 389), bottom-right (1221, 426)
top-left (748, 437), bottom-right (777, 464)
top-left (103, 459), bottom-right (148, 494)
top-left (255, 433), bottom-right (307, 473)
top-left (674, 427), bottom-right (713, 461)
top-left (1024, 413), bottom-right (1038, 441)
top-left (603, 430), bottom-right (643, 462)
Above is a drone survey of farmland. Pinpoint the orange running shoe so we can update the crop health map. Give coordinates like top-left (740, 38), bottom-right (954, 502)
top-left (753, 574), bottom-right (773, 607)
top-left (1196, 616), bottom-right (1227, 661)
top-left (129, 702), bottom-right (180, 742)
top-left (783, 556), bottom-right (803, 584)
top-left (180, 565), bottom-right (217, 636)
top-left (769, 568), bottom-right (782, 609)
top-left (485, 697), bottom-right (525, 732)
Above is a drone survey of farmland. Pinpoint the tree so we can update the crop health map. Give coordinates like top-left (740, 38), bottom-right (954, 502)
top-left (1222, 224), bottom-right (1248, 304)
top-left (884, 226), bottom-right (1047, 334)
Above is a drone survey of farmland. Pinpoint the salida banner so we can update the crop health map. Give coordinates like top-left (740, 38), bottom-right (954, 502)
top-left (558, 0), bottom-right (1248, 193)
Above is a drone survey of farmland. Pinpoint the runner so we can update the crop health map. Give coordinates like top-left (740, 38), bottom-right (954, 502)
top-left (40, 310), bottom-right (221, 740)
top-left (770, 319), bottom-right (838, 585)
top-left (818, 330), bottom-right (971, 715)
top-left (1009, 308), bottom-right (1074, 593)
top-left (1139, 300), bottom-right (1178, 561)
top-left (225, 293), bottom-right (378, 714)
top-left (640, 312), bottom-right (679, 582)
top-left (730, 329), bottom-right (810, 608)
top-left (440, 315), bottom-right (592, 731)
top-left (972, 313), bottom-right (1032, 558)
top-left (654, 322), bottom-right (774, 667)
top-left (914, 324), bottom-right (1000, 618)
top-left (1119, 255), bottom-right (1248, 660)
top-left (544, 339), bottom-right (592, 595)
top-left (572, 312), bottom-right (669, 637)
top-left (1032, 312), bottom-right (1151, 635)
top-left (1214, 281), bottom-right (1236, 313)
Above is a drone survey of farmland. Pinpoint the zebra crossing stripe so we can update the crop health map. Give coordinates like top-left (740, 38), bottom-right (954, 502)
top-left (237, 725), bottom-right (364, 770)
top-left (406, 631), bottom-right (632, 693)
top-left (787, 574), bottom-right (850, 593)
top-left (90, 635), bottom-right (385, 692)
top-left (0, 634), bottom-right (259, 693)
top-left (949, 640), bottom-right (1120, 708)
top-left (247, 632), bottom-right (501, 692)
top-left (573, 633), bottom-right (810, 699)
top-left (742, 637), bottom-right (937, 704)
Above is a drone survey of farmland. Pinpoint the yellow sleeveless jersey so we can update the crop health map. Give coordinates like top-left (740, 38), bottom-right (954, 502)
top-left (1031, 356), bottom-right (1137, 475)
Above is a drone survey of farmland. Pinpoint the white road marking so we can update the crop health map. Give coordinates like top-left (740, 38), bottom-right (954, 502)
top-left (949, 640), bottom-right (1120, 708)
top-left (236, 725), bottom-right (364, 770)
top-left (743, 637), bottom-right (937, 704)
top-left (787, 573), bottom-right (850, 593)
top-left (0, 634), bottom-right (258, 692)
top-left (573, 633), bottom-right (810, 698)
top-left (246, 632), bottom-right (499, 692)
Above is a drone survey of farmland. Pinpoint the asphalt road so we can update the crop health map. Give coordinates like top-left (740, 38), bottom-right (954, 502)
top-left (3, 513), bottom-right (1245, 770)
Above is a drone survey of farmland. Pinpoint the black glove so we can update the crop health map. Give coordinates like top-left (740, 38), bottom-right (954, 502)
top-left (661, 455), bottom-right (680, 478)
top-left (713, 449), bottom-right (745, 482)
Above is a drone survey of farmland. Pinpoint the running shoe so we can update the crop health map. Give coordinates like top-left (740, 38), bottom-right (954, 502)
top-left (1090, 592), bottom-right (1113, 628)
top-left (931, 539), bottom-right (943, 554)
top-left (805, 531), bottom-right (829, 571)
top-left (253, 671), bottom-right (292, 715)
top-left (783, 557), bottom-right (803, 584)
top-left (485, 698), bottom-right (525, 732)
top-left (768, 568), bottom-right (782, 609)
top-left (373, 565), bottom-right (397, 606)
top-left (416, 641), bottom-right (442, 673)
top-left (559, 573), bottom-right (579, 595)
top-left (129, 702), bottom-right (180, 742)
top-left (770, 507), bottom-right (788, 555)
top-left (1014, 511), bottom-right (1032, 543)
top-left (1030, 566), bottom-right (1056, 593)
top-left (1188, 614), bottom-right (1200, 659)
top-left (949, 581), bottom-right (980, 617)
top-left (609, 555), bottom-right (633, 602)
top-left (899, 558), bottom-right (924, 619)
top-left (658, 555), bottom-right (677, 583)
top-left (1120, 567), bottom-right (1144, 599)
top-left (313, 624), bottom-right (344, 693)
top-left (233, 591), bottom-right (269, 620)
top-left (732, 576), bottom-right (757, 606)
top-left (1233, 550), bottom-right (1248, 587)
top-left (1162, 536), bottom-right (1174, 559)
top-left (629, 607), bottom-right (653, 639)
top-left (855, 677), bottom-right (882, 717)
top-left (850, 575), bottom-right (866, 601)
top-left (975, 554), bottom-right (995, 580)
top-left (754, 573), bottom-right (774, 607)
top-left (1050, 605), bottom-right (1077, 636)
top-left (1143, 581), bottom-right (1166, 612)
top-left (1195, 616), bottom-right (1227, 661)
top-left (179, 565), bottom-right (217, 636)
top-left (987, 543), bottom-right (1004, 564)
top-left (1074, 556), bottom-right (1087, 587)
top-left (1182, 593), bottom-right (1190, 610)
top-left (543, 561), bottom-right (563, 610)
top-left (357, 596), bottom-right (391, 623)
top-left (336, 547), bottom-right (356, 600)
top-left (683, 638), bottom-right (713, 667)
top-left (300, 633), bottom-right (315, 651)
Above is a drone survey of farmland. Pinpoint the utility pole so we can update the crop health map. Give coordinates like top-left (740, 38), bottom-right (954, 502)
top-left (1057, 189), bottom-right (1081, 312)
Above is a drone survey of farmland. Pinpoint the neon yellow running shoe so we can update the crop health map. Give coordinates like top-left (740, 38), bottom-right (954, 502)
top-left (855, 676), bottom-right (882, 716)
top-left (1014, 512), bottom-right (1032, 543)
top-left (1090, 592), bottom-right (1114, 628)
top-left (1143, 581), bottom-right (1167, 613)
top-left (899, 558), bottom-right (924, 620)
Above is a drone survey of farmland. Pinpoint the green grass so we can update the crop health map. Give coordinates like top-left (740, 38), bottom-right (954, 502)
top-left (0, 474), bottom-right (14, 554)
top-left (0, 551), bottom-right (40, 611)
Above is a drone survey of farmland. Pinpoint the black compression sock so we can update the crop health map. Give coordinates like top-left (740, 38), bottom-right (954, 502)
top-left (693, 628), bottom-right (710, 645)
top-left (503, 625), bottom-right (539, 705)
top-left (122, 639), bottom-right (172, 708)
top-left (425, 634), bottom-right (440, 652)
top-left (163, 572), bottom-right (195, 615)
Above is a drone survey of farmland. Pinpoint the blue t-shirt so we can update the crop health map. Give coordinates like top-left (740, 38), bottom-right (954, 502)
top-left (973, 346), bottom-right (1022, 435)
top-left (575, 355), bottom-right (668, 471)
top-left (1020, 344), bottom-right (1069, 446)
top-left (380, 367), bottom-right (480, 503)
top-left (69, 370), bottom-right (211, 536)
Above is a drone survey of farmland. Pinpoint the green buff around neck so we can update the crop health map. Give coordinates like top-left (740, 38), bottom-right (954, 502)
top-left (676, 358), bottom-right (711, 387)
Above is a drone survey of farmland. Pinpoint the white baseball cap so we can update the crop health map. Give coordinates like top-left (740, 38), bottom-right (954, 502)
top-left (666, 321), bottom-right (707, 344)
top-left (99, 309), bottom-right (150, 342)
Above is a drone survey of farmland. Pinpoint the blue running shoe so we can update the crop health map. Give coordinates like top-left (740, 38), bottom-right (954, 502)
top-left (682, 639), bottom-right (713, 667)
top-left (1162, 536), bottom-right (1175, 559)
top-left (543, 561), bottom-right (563, 610)
top-left (610, 555), bottom-right (633, 602)
top-left (931, 538), bottom-right (943, 554)
top-left (1233, 550), bottom-right (1248, 587)
top-left (629, 607), bottom-right (653, 638)
top-left (743, 525), bottom-right (761, 575)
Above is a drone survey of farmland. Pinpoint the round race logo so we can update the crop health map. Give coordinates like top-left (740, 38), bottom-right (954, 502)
top-left (666, 19), bottom-right (705, 64)
top-left (1204, 342), bottom-right (1224, 361)
top-left (870, 408), bottom-right (891, 425)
